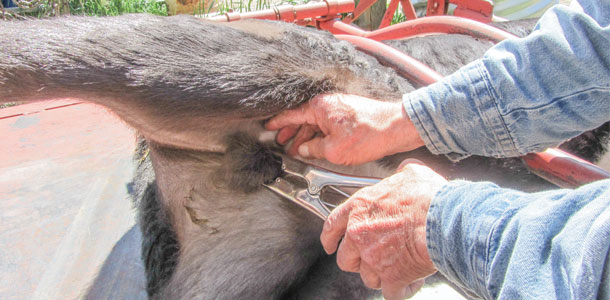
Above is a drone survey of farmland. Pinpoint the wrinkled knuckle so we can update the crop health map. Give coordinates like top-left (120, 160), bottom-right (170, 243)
top-left (354, 186), bottom-right (375, 199)
top-left (345, 224), bottom-right (360, 239)
top-left (345, 221), bottom-right (369, 242)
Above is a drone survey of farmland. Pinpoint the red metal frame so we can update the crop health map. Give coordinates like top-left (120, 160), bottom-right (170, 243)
top-left (379, 0), bottom-right (401, 28)
top-left (425, 0), bottom-right (445, 17)
top-left (209, 0), bottom-right (494, 26)
top-left (522, 149), bottom-right (610, 188)
top-left (207, 0), bottom-right (354, 22)
top-left (205, 1), bottom-right (609, 187)
top-left (341, 0), bottom-right (375, 24)
top-left (318, 16), bottom-right (515, 42)
top-left (451, 0), bottom-right (494, 23)
top-left (368, 0), bottom-right (493, 29)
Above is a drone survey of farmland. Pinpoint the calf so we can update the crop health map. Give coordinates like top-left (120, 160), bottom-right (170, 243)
top-left (1, 14), bottom-right (606, 299)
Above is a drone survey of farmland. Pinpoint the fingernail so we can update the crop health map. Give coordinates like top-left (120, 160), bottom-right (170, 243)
top-left (298, 144), bottom-right (309, 157)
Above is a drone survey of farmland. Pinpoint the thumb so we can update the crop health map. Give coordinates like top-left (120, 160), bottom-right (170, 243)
top-left (298, 136), bottom-right (327, 160)
top-left (396, 158), bottom-right (425, 173)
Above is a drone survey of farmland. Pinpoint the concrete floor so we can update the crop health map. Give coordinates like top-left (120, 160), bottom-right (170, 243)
top-left (0, 100), bottom-right (146, 300)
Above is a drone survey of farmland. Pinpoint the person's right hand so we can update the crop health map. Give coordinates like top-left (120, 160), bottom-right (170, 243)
top-left (265, 93), bottom-right (424, 165)
top-left (320, 159), bottom-right (445, 299)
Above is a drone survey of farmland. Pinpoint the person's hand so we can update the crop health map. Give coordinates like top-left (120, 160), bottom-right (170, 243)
top-left (265, 93), bottom-right (424, 165)
top-left (320, 160), bottom-right (447, 300)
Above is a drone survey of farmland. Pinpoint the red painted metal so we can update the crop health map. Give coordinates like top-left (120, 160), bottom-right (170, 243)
top-left (344, 0), bottom-right (493, 26)
top-left (425, 0), bottom-right (446, 16)
top-left (318, 19), bottom-right (364, 35)
top-left (378, 0), bottom-right (494, 29)
top-left (341, 0), bottom-right (376, 24)
top-left (451, 0), bottom-right (493, 23)
top-left (207, 0), bottom-right (354, 22)
top-left (400, 0), bottom-right (418, 20)
top-left (206, 1), bottom-right (502, 41)
top-left (379, 0), bottom-right (400, 29)
top-left (335, 34), bottom-right (443, 85)
top-left (320, 16), bottom-right (516, 42)
top-left (522, 149), bottom-right (610, 188)
top-left (366, 15), bottom-right (514, 41)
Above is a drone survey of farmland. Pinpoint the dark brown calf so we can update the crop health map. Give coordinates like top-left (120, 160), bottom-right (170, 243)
top-left (1, 14), bottom-right (606, 299)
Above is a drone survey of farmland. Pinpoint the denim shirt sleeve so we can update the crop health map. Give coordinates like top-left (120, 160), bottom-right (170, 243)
top-left (403, 0), bottom-right (610, 160)
top-left (426, 179), bottom-right (610, 299)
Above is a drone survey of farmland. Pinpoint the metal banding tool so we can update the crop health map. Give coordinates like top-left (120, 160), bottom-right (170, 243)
top-left (263, 153), bottom-right (382, 220)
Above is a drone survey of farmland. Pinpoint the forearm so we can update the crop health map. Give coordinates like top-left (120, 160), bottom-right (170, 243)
top-left (403, 0), bottom-right (610, 160)
top-left (426, 179), bottom-right (610, 299)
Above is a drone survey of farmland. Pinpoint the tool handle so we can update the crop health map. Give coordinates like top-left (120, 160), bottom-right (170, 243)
top-left (304, 167), bottom-right (382, 195)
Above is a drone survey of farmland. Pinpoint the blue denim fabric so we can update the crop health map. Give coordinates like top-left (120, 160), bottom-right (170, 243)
top-left (427, 179), bottom-right (610, 299)
top-left (400, 0), bottom-right (610, 298)
top-left (403, 0), bottom-right (610, 161)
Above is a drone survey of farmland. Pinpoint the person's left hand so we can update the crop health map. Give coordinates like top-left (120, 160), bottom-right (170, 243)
top-left (320, 160), bottom-right (447, 300)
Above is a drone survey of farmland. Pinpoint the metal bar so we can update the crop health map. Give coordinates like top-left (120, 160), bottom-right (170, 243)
top-left (320, 16), bottom-right (517, 42)
top-left (366, 15), bottom-right (516, 42)
top-left (450, 0), bottom-right (493, 18)
top-left (379, 0), bottom-right (400, 28)
top-left (318, 19), bottom-right (367, 35)
top-left (522, 149), bottom-right (610, 188)
top-left (399, 0), bottom-right (417, 20)
top-left (426, 0), bottom-right (445, 16)
top-left (453, 6), bottom-right (492, 23)
top-left (341, 0), bottom-right (377, 24)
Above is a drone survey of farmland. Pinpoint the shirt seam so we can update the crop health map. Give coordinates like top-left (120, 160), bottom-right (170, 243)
top-left (482, 208), bottom-right (511, 300)
top-left (476, 61), bottom-right (521, 157)
top-left (500, 86), bottom-right (610, 115)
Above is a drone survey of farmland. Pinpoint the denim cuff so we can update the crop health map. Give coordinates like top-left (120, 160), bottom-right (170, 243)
top-left (426, 181), bottom-right (512, 299)
top-left (402, 61), bottom-right (521, 161)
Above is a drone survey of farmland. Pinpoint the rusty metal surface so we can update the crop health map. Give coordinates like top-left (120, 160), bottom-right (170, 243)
top-left (0, 100), bottom-right (145, 300)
